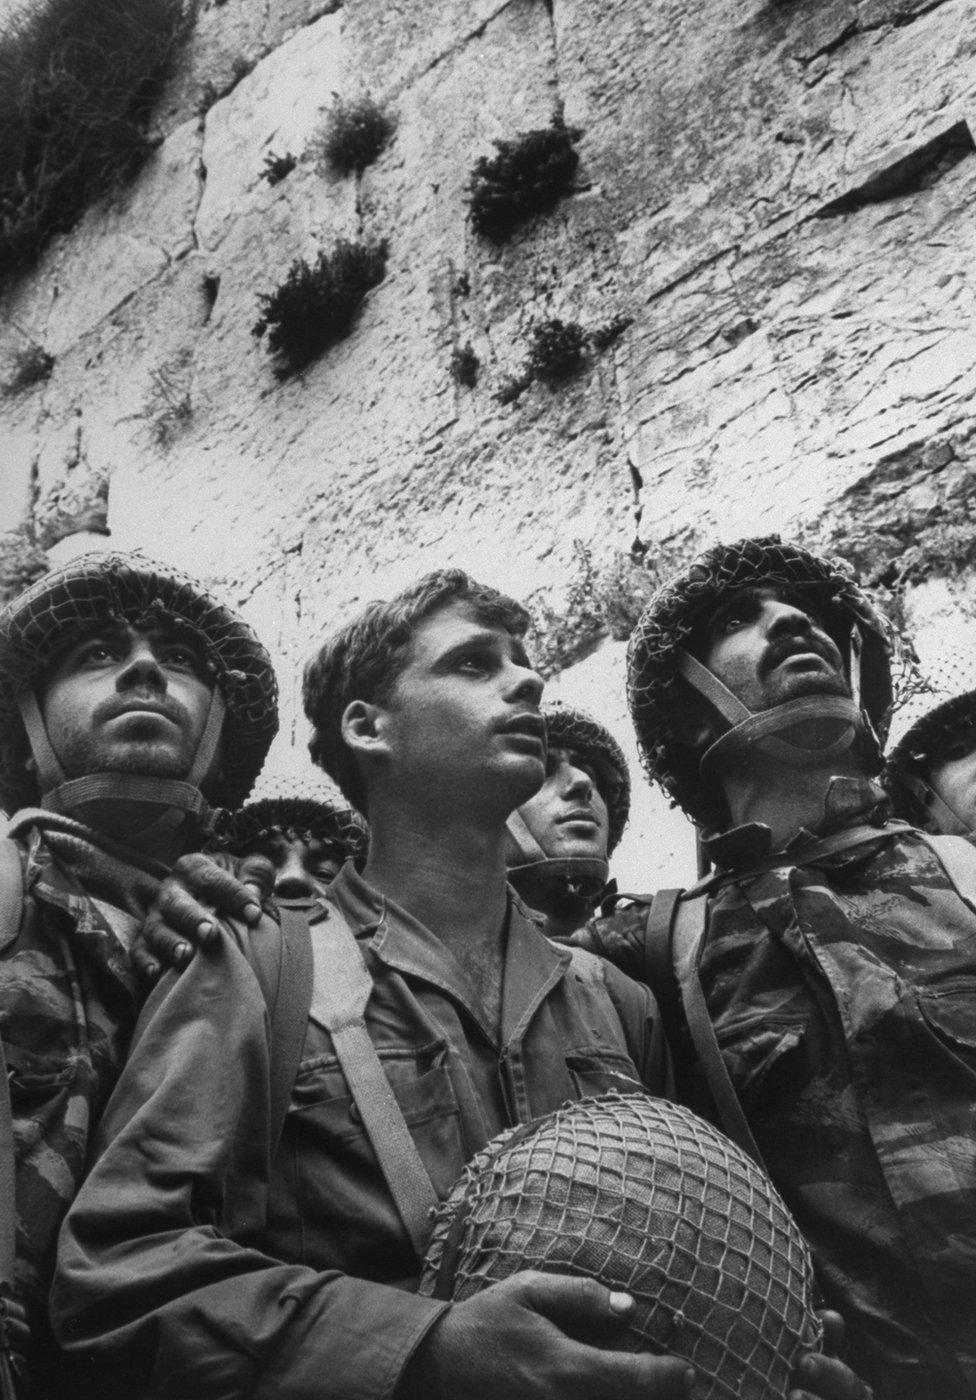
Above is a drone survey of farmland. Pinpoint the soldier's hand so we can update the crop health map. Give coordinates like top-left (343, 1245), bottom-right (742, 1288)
top-left (401, 1272), bottom-right (694, 1400)
top-left (0, 1293), bottom-right (30, 1360)
top-left (132, 852), bottom-right (275, 982)
top-left (789, 1312), bottom-right (872, 1400)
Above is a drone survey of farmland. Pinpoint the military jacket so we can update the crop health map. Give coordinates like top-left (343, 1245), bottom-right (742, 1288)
top-left (583, 779), bottom-right (976, 1400)
top-left (53, 862), bottom-right (670, 1400)
top-left (0, 829), bottom-right (139, 1393)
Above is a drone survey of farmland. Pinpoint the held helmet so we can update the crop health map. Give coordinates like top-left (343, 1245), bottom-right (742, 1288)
top-left (0, 551), bottom-right (279, 820)
top-left (420, 1092), bottom-right (823, 1400)
top-left (215, 770), bottom-right (369, 864)
top-left (627, 536), bottom-right (894, 828)
top-left (506, 703), bottom-right (631, 904)
top-left (884, 689), bottom-right (976, 834)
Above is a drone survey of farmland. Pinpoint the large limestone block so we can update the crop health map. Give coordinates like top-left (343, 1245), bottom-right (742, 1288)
top-left (621, 150), bottom-right (976, 548)
top-left (153, 0), bottom-right (343, 136)
top-left (0, 119), bottom-right (203, 355)
top-left (343, 0), bottom-right (523, 97)
top-left (195, 10), bottom-right (351, 252)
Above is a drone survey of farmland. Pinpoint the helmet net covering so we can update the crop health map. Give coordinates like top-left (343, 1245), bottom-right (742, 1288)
top-left (627, 535), bottom-right (898, 828)
top-left (0, 551), bottom-right (278, 813)
top-left (215, 788), bottom-right (368, 863)
top-left (420, 1093), bottom-right (822, 1400)
top-left (542, 702), bottom-right (631, 854)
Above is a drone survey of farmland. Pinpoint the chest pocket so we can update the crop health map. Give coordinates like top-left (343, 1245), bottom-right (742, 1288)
top-left (915, 981), bottom-right (976, 1074)
top-left (564, 1050), bottom-right (645, 1099)
top-left (279, 1038), bottom-right (465, 1273)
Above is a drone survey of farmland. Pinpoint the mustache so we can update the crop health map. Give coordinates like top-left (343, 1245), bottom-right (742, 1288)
top-left (93, 694), bottom-right (187, 727)
top-left (759, 633), bottom-right (837, 681)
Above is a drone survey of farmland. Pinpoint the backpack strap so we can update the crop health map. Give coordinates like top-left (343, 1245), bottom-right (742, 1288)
top-left (309, 900), bottom-right (438, 1259)
top-left (0, 837), bottom-right (24, 1400)
top-left (670, 892), bottom-right (768, 1172)
top-left (261, 901), bottom-right (315, 1155)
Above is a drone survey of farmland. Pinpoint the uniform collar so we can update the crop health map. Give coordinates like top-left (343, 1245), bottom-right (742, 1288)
top-left (327, 859), bottom-right (572, 1046)
top-left (703, 775), bottom-right (889, 872)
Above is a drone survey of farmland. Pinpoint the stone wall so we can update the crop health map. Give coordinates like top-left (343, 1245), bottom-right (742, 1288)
top-left (2, 0), bottom-right (976, 886)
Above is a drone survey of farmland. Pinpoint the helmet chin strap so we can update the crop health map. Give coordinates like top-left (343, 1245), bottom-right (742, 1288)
top-left (506, 808), bottom-right (610, 901)
top-left (677, 650), bottom-right (868, 781)
top-left (18, 688), bottom-right (225, 840)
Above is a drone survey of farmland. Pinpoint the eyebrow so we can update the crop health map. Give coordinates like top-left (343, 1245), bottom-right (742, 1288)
top-left (435, 630), bottom-right (531, 668)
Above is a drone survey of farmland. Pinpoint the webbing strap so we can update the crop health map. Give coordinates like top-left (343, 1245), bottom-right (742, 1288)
top-left (267, 904), bottom-right (314, 1155)
top-left (686, 820), bottom-right (914, 897)
top-left (309, 901), bottom-right (438, 1259)
top-left (0, 839), bottom-right (23, 1399)
top-left (506, 809), bottom-right (548, 864)
top-left (671, 893), bottom-right (767, 1171)
top-left (642, 888), bottom-right (681, 995)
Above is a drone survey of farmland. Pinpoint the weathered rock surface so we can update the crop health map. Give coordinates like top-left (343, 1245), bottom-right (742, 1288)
top-left (2, 0), bottom-right (975, 886)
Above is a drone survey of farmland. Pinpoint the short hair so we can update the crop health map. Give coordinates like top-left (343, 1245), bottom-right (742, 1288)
top-left (303, 569), bottom-right (531, 812)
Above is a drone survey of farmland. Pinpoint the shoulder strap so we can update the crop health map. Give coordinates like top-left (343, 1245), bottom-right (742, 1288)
top-left (0, 839), bottom-right (23, 1398)
top-left (309, 900), bottom-right (438, 1260)
top-left (671, 893), bottom-right (767, 1172)
top-left (265, 903), bottom-right (315, 1155)
top-left (686, 821), bottom-right (913, 897)
top-left (642, 889), bottom-right (682, 993)
top-left (919, 832), bottom-right (976, 916)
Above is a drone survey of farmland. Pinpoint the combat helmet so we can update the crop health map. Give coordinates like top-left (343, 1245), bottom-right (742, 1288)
top-left (215, 770), bottom-right (369, 864)
top-left (885, 690), bottom-right (976, 834)
top-left (627, 536), bottom-right (894, 829)
top-left (0, 551), bottom-right (279, 823)
top-left (507, 702), bottom-right (631, 902)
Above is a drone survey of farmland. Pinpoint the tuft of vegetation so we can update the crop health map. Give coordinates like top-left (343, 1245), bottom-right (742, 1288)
top-left (0, 531), bottom-right (49, 606)
top-left (321, 94), bottom-right (395, 177)
top-left (3, 327), bottom-right (54, 395)
top-left (450, 343), bottom-right (479, 389)
top-left (0, 0), bottom-right (192, 280)
top-left (525, 318), bottom-right (587, 386)
top-left (144, 349), bottom-right (193, 447)
top-left (591, 314), bottom-right (634, 353)
top-left (262, 150), bottom-right (296, 186)
top-left (252, 238), bottom-right (388, 378)
top-left (526, 543), bottom-right (662, 678)
top-left (468, 117), bottom-right (580, 242)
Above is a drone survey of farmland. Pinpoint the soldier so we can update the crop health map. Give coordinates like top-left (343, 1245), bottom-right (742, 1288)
top-left (506, 702), bottom-right (629, 940)
top-left (0, 552), bottom-right (277, 1399)
top-left (53, 567), bottom-right (864, 1400)
top-left (580, 535), bottom-right (976, 1400)
top-left (884, 690), bottom-right (976, 837)
top-left (213, 777), bottom-right (368, 898)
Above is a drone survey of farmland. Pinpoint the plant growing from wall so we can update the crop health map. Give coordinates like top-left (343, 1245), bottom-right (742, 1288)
top-left (252, 238), bottom-right (388, 378)
top-left (468, 117), bottom-right (580, 242)
top-left (450, 343), bottom-right (479, 388)
top-left (144, 349), bottom-right (193, 447)
top-left (525, 318), bottom-right (587, 386)
top-left (2, 324), bottom-right (54, 395)
top-left (262, 151), bottom-right (296, 186)
top-left (0, 0), bottom-right (192, 279)
top-left (321, 95), bottom-right (395, 176)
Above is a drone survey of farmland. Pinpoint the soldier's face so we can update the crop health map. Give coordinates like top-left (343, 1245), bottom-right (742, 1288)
top-left (248, 831), bottom-right (345, 899)
top-left (928, 747), bottom-right (976, 833)
top-left (701, 585), bottom-right (849, 713)
top-left (379, 601), bottom-right (546, 814)
top-left (40, 623), bottom-right (214, 782)
top-left (516, 746), bottom-right (610, 861)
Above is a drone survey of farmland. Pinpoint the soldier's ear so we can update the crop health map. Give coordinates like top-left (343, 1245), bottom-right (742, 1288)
top-left (341, 701), bottom-right (390, 758)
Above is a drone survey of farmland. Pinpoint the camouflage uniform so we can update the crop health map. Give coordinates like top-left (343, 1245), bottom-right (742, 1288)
top-left (1, 826), bottom-right (141, 1398)
top-left (583, 778), bottom-right (976, 1400)
top-left (0, 552), bottom-right (279, 1398)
